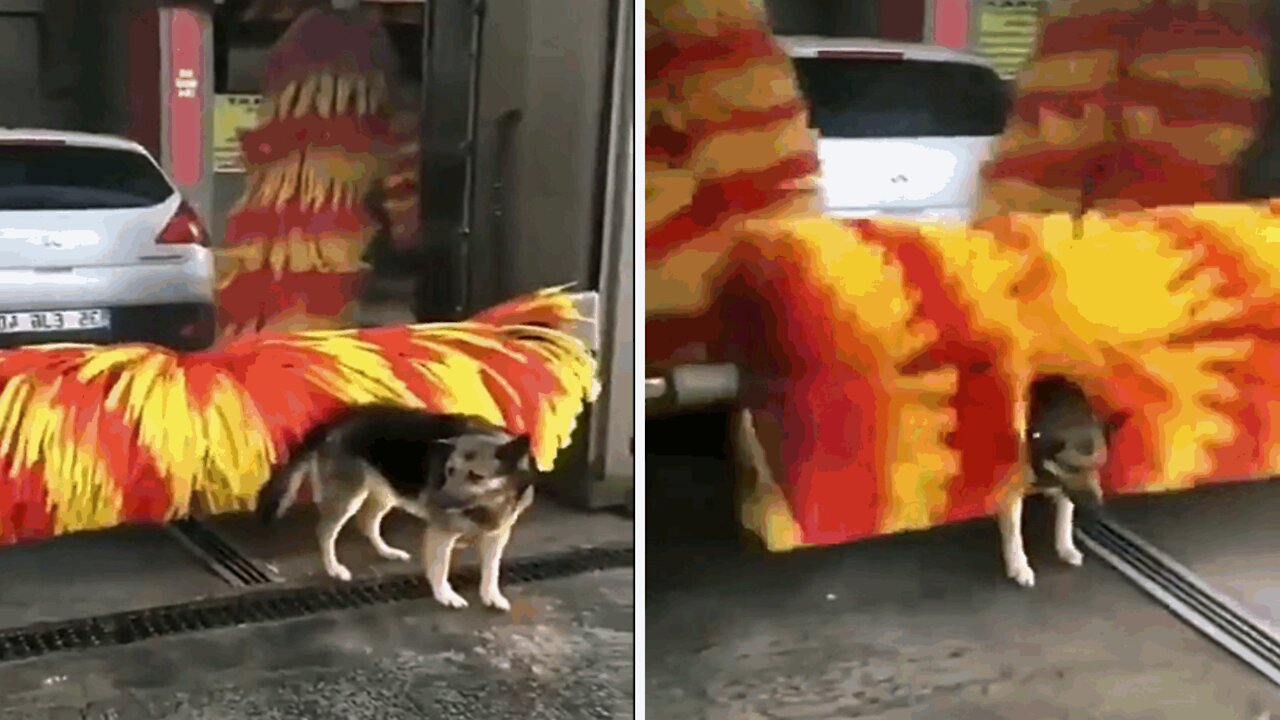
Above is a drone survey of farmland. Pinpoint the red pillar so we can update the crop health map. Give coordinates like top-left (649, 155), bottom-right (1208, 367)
top-left (163, 7), bottom-right (207, 193)
top-left (931, 0), bottom-right (970, 49)
top-left (124, 4), bottom-right (213, 222)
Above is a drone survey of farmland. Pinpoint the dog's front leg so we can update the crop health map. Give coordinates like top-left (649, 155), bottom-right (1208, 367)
top-left (997, 495), bottom-right (1035, 588)
top-left (477, 526), bottom-right (513, 611)
top-left (1053, 493), bottom-right (1084, 566)
top-left (423, 526), bottom-right (468, 608)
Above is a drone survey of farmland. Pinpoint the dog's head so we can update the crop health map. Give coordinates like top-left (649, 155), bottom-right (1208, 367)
top-left (1035, 424), bottom-right (1107, 509)
top-left (434, 432), bottom-right (533, 509)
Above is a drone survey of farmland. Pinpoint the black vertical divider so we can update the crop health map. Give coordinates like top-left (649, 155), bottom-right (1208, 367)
top-left (415, 0), bottom-right (485, 321)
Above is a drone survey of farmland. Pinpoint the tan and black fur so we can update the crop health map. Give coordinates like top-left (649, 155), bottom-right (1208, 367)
top-left (419, 431), bottom-right (535, 611)
top-left (998, 376), bottom-right (1108, 588)
top-left (256, 404), bottom-right (535, 611)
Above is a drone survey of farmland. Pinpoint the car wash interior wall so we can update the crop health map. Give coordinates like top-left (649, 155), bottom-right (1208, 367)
top-left (763, 0), bottom-right (924, 41)
top-left (0, 0), bottom-right (147, 135)
top-left (0, 0), bottom-right (209, 221)
top-left (1241, 0), bottom-right (1280, 198)
top-left (447, 0), bottom-right (618, 314)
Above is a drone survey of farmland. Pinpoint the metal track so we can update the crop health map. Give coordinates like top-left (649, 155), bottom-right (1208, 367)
top-left (1078, 516), bottom-right (1280, 687)
top-left (0, 544), bottom-right (633, 665)
top-left (165, 518), bottom-right (281, 587)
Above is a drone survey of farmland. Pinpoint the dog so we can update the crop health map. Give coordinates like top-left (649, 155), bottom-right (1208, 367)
top-left (256, 404), bottom-right (536, 611)
top-left (998, 376), bottom-right (1108, 588)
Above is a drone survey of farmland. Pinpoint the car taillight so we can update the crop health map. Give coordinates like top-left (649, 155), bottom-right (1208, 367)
top-left (158, 201), bottom-right (208, 247)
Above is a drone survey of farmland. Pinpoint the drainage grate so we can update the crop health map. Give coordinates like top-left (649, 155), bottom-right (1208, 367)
top-left (1078, 517), bottom-right (1280, 688)
top-left (166, 518), bottom-right (281, 587)
top-left (0, 544), bottom-right (632, 665)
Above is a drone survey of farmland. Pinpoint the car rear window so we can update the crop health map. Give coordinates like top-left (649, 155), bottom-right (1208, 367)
top-left (790, 56), bottom-right (1009, 139)
top-left (0, 144), bottom-right (174, 210)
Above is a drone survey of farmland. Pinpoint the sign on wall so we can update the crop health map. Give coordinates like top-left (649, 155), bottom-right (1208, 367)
top-left (213, 94), bottom-right (262, 174)
top-left (974, 0), bottom-right (1047, 80)
top-left (166, 8), bottom-right (205, 187)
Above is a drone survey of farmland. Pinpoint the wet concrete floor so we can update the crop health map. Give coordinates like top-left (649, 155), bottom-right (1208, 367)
top-left (0, 498), bottom-right (634, 719)
top-left (647, 413), bottom-right (1280, 719)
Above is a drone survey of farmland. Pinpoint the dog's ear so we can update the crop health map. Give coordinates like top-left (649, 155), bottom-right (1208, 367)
top-left (497, 434), bottom-right (532, 468)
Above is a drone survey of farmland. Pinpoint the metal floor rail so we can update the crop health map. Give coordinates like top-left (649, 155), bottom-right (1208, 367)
top-left (1079, 515), bottom-right (1280, 688)
top-left (165, 518), bottom-right (282, 588)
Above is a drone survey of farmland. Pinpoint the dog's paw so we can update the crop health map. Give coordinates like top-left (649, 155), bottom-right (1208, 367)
top-left (480, 588), bottom-right (512, 612)
top-left (1057, 544), bottom-right (1084, 567)
top-left (433, 585), bottom-right (470, 609)
top-left (326, 564), bottom-right (353, 582)
top-left (378, 546), bottom-right (412, 562)
top-left (1006, 558), bottom-right (1036, 588)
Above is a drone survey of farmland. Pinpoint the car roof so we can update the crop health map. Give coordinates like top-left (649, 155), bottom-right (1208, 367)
top-left (776, 36), bottom-right (995, 69)
top-left (0, 128), bottom-right (151, 155)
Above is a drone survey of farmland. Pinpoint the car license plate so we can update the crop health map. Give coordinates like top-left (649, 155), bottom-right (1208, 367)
top-left (0, 309), bottom-right (111, 334)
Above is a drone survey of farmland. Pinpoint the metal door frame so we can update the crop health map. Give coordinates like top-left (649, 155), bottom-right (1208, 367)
top-left (416, 0), bottom-right (484, 320)
top-left (536, 0), bottom-right (633, 510)
top-left (578, 0), bottom-right (634, 509)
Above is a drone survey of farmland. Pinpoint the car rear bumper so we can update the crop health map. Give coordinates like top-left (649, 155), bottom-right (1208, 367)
top-left (0, 302), bottom-right (216, 352)
top-left (0, 250), bottom-right (215, 308)
top-left (0, 251), bottom-right (216, 351)
top-left (825, 206), bottom-right (974, 224)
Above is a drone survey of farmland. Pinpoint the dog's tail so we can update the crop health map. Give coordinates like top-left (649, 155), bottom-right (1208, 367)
top-left (256, 450), bottom-right (319, 523)
top-left (256, 421), bottom-right (337, 523)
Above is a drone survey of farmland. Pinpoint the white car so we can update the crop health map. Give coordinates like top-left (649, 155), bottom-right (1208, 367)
top-left (0, 129), bottom-right (216, 350)
top-left (778, 37), bottom-right (1009, 223)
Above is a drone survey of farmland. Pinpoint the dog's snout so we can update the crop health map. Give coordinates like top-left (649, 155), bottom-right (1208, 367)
top-left (434, 490), bottom-right (471, 510)
top-left (467, 471), bottom-right (485, 482)
top-left (1071, 435), bottom-right (1108, 468)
